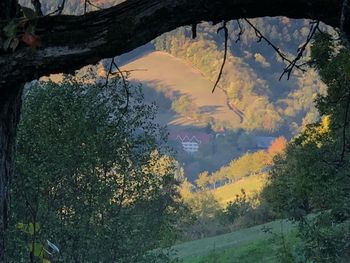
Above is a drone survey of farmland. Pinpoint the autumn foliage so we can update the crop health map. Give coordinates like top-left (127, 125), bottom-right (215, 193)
top-left (267, 136), bottom-right (287, 156)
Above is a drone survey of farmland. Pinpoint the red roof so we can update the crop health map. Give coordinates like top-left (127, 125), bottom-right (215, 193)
top-left (169, 131), bottom-right (210, 144)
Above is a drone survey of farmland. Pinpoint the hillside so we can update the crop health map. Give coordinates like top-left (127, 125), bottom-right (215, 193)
top-left (171, 219), bottom-right (295, 262)
top-left (121, 51), bottom-right (241, 128)
top-left (212, 174), bottom-right (267, 206)
top-left (153, 19), bottom-right (328, 135)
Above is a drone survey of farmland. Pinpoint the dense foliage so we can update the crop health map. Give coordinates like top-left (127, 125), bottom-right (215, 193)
top-left (263, 33), bottom-right (350, 262)
top-left (176, 138), bottom-right (286, 240)
top-left (6, 76), bottom-right (180, 262)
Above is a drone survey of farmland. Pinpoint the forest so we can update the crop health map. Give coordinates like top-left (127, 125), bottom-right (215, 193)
top-left (1, 0), bottom-right (350, 262)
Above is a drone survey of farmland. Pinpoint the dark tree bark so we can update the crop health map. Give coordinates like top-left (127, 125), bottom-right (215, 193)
top-left (0, 86), bottom-right (22, 263)
top-left (0, 0), bottom-right (343, 90)
top-left (0, 2), bottom-right (20, 262)
top-left (0, 0), bottom-right (347, 262)
top-left (0, 0), bottom-right (17, 20)
top-left (341, 0), bottom-right (350, 47)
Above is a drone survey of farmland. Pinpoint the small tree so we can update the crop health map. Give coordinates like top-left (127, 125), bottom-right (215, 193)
top-left (7, 76), bottom-right (180, 262)
top-left (171, 95), bottom-right (196, 116)
top-left (268, 136), bottom-right (288, 157)
top-left (195, 171), bottom-right (210, 190)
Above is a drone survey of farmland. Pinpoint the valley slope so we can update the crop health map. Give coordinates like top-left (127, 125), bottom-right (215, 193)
top-left (122, 51), bottom-right (241, 127)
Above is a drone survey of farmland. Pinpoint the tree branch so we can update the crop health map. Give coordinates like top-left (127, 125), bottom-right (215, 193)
top-left (341, 0), bottom-right (350, 48)
top-left (212, 21), bottom-right (228, 93)
top-left (31, 0), bottom-right (43, 16)
top-left (0, 0), bottom-right (343, 90)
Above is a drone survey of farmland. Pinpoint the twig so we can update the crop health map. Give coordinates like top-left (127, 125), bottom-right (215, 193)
top-left (192, 23), bottom-right (197, 39)
top-left (121, 69), bottom-right (147, 73)
top-left (31, 0), bottom-right (43, 16)
top-left (111, 59), bottom-right (130, 114)
top-left (235, 19), bottom-right (244, 43)
top-left (341, 0), bottom-right (350, 48)
top-left (46, 0), bottom-right (66, 16)
top-left (104, 58), bottom-right (130, 126)
top-left (57, 0), bottom-right (66, 15)
top-left (84, 0), bottom-right (103, 13)
top-left (244, 19), bottom-right (317, 80)
top-left (339, 87), bottom-right (350, 164)
top-left (212, 21), bottom-right (228, 93)
top-left (280, 20), bottom-right (320, 80)
top-left (84, 0), bottom-right (87, 14)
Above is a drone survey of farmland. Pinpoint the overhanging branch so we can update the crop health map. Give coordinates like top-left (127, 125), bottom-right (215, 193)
top-left (0, 0), bottom-right (343, 89)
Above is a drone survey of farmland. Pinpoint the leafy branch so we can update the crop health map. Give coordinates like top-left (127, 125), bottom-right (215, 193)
top-left (2, 6), bottom-right (41, 51)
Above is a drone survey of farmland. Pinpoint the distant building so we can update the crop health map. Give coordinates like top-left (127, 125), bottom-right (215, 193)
top-left (180, 138), bottom-right (200, 153)
top-left (169, 131), bottom-right (210, 153)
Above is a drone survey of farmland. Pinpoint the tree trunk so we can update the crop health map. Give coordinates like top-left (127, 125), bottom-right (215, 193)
top-left (0, 86), bottom-right (22, 263)
top-left (0, 0), bottom-right (17, 20)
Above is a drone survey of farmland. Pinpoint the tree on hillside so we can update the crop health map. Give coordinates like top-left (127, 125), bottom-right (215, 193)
top-left (262, 33), bottom-right (350, 262)
top-left (195, 171), bottom-right (210, 190)
top-left (0, 0), bottom-right (350, 260)
top-left (171, 95), bottom-right (196, 116)
top-left (224, 151), bottom-right (268, 182)
top-left (8, 76), bottom-right (180, 262)
top-left (268, 137), bottom-right (287, 156)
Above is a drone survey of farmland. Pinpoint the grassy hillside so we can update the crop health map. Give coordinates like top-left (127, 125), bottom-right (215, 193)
top-left (121, 51), bottom-right (241, 128)
top-left (212, 174), bottom-right (267, 206)
top-left (182, 238), bottom-right (278, 263)
top-left (180, 231), bottom-right (299, 263)
top-left (171, 219), bottom-right (295, 262)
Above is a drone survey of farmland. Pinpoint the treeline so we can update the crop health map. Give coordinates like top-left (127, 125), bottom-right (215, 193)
top-left (178, 178), bottom-right (274, 240)
top-left (174, 137), bottom-right (286, 239)
top-left (170, 128), bottom-right (267, 181)
top-left (192, 136), bottom-right (287, 190)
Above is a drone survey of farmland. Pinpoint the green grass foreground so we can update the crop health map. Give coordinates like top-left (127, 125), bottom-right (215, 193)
top-left (181, 239), bottom-right (278, 263)
top-left (171, 220), bottom-right (296, 262)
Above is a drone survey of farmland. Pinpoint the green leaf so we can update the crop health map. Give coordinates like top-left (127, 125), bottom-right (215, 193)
top-left (16, 222), bottom-right (25, 230)
top-left (16, 222), bottom-right (40, 235)
top-left (22, 6), bottom-right (37, 19)
top-left (29, 242), bottom-right (43, 257)
top-left (3, 20), bottom-right (17, 38)
top-left (28, 223), bottom-right (40, 235)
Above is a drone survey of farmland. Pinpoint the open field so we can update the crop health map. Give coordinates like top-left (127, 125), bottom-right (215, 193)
top-left (121, 51), bottom-right (241, 127)
top-left (212, 174), bottom-right (268, 206)
top-left (171, 219), bottom-right (295, 262)
top-left (180, 231), bottom-right (299, 263)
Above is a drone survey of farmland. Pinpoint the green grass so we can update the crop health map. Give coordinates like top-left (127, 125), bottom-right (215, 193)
top-left (180, 233), bottom-right (302, 263)
top-left (181, 238), bottom-right (278, 263)
top-left (171, 219), bottom-right (295, 262)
